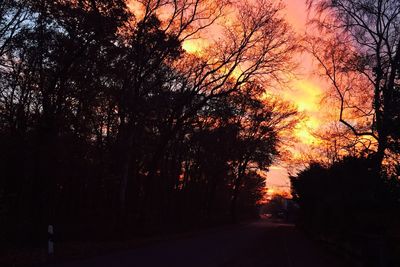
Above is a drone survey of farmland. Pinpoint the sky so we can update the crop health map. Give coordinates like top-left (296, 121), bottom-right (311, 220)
top-left (265, 0), bottom-right (328, 194)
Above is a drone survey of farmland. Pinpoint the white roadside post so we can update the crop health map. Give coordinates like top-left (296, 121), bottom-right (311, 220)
top-left (48, 224), bottom-right (54, 255)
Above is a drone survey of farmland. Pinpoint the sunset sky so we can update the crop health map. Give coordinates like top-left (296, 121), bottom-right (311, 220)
top-left (261, 0), bottom-right (328, 193)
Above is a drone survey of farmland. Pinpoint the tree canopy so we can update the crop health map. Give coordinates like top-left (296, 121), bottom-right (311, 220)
top-left (0, 0), bottom-right (299, 244)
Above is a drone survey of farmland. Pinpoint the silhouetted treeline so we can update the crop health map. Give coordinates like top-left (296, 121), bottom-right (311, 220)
top-left (291, 157), bottom-right (400, 266)
top-left (0, 0), bottom-right (298, 246)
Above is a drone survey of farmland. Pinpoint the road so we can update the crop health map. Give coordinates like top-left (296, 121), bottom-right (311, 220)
top-left (52, 219), bottom-right (353, 267)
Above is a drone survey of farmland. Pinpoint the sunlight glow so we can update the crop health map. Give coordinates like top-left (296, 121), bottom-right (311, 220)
top-left (182, 39), bottom-right (209, 55)
top-left (281, 80), bottom-right (324, 146)
top-left (292, 81), bottom-right (322, 112)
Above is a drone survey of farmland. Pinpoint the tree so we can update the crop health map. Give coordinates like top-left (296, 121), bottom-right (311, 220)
top-left (0, 0), bottom-right (29, 60)
top-left (0, 0), bottom-right (130, 242)
top-left (0, 0), bottom-right (300, 247)
top-left (226, 83), bottom-right (298, 222)
top-left (309, 120), bottom-right (375, 165)
top-left (306, 0), bottom-right (400, 171)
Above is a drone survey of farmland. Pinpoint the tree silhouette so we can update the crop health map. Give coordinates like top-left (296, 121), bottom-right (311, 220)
top-left (0, 0), bottom-right (299, 247)
top-left (306, 0), bottom-right (400, 171)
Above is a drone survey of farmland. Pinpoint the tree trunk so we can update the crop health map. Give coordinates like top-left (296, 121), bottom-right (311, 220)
top-left (230, 161), bottom-right (247, 223)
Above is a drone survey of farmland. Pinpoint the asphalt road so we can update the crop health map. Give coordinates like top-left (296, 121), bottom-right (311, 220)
top-left (52, 219), bottom-right (353, 267)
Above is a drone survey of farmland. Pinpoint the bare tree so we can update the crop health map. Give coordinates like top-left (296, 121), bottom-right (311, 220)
top-left (306, 0), bottom-right (400, 170)
top-left (0, 0), bottom-right (28, 62)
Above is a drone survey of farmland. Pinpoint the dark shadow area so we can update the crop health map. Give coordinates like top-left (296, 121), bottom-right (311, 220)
top-left (291, 157), bottom-right (400, 267)
top-left (47, 219), bottom-right (353, 267)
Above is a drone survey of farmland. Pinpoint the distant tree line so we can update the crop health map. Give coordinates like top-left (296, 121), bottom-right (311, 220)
top-left (0, 0), bottom-right (299, 245)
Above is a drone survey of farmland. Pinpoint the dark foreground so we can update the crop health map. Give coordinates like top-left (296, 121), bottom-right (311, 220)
top-left (50, 219), bottom-right (353, 267)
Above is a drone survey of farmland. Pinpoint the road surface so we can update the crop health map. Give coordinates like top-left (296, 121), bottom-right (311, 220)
top-left (52, 219), bottom-right (353, 267)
